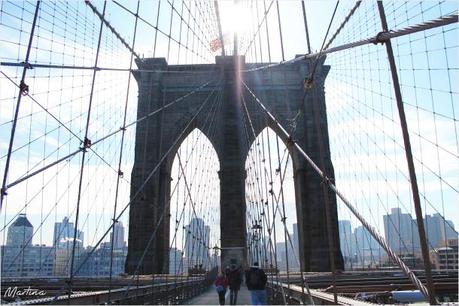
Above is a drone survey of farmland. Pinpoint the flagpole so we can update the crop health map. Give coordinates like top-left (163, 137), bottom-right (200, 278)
top-left (214, 0), bottom-right (226, 56)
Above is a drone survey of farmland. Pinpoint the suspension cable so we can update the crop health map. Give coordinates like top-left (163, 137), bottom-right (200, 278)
top-left (241, 79), bottom-right (432, 300)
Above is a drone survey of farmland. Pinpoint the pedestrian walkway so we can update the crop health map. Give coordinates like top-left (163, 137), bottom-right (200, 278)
top-left (187, 286), bottom-right (252, 305)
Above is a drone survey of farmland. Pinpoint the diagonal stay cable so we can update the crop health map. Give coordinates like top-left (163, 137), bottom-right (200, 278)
top-left (112, 85), bottom-right (222, 286)
top-left (240, 91), bottom-right (314, 304)
top-left (84, 0), bottom-right (141, 61)
top-left (48, 85), bottom-right (220, 302)
top-left (70, 79), bottom-right (222, 278)
top-left (243, 0), bottom-right (275, 57)
top-left (157, 87), bottom-right (224, 276)
top-left (323, 1), bottom-right (362, 51)
top-left (243, 12), bottom-right (458, 73)
top-left (0, 0), bottom-right (41, 210)
top-left (168, 88), bottom-right (223, 255)
top-left (307, 0), bottom-right (339, 86)
top-left (4, 79), bottom-right (215, 190)
top-left (241, 79), bottom-right (432, 300)
top-left (0, 70), bottom-right (127, 187)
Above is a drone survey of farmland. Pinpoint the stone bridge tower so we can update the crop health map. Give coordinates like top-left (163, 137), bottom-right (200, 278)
top-left (125, 56), bottom-right (344, 274)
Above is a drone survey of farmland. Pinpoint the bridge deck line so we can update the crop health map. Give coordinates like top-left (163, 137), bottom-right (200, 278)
top-left (187, 286), bottom-right (252, 305)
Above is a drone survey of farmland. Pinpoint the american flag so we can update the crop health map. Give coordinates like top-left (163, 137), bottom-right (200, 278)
top-left (210, 38), bottom-right (222, 52)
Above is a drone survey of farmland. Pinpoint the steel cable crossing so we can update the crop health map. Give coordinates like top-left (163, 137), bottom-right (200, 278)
top-left (0, 0), bottom-right (221, 283)
top-left (241, 92), bottom-right (314, 305)
top-left (241, 79), bottom-right (432, 299)
top-left (52, 79), bottom-right (223, 302)
top-left (1, 1), bottom-right (457, 304)
top-left (0, 1), bottom-right (224, 297)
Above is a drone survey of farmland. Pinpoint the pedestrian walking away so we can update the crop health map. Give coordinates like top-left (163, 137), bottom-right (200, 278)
top-left (245, 262), bottom-right (268, 305)
top-left (215, 271), bottom-right (229, 305)
top-left (227, 264), bottom-right (242, 305)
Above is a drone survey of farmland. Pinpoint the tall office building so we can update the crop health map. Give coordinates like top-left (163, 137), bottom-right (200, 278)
top-left (169, 248), bottom-right (184, 274)
top-left (110, 221), bottom-right (126, 250)
top-left (53, 217), bottom-right (84, 248)
top-left (2, 215), bottom-right (54, 277)
top-left (1, 245), bottom-right (54, 277)
top-left (6, 214), bottom-right (33, 247)
top-left (425, 214), bottom-right (457, 248)
top-left (383, 208), bottom-right (420, 254)
top-left (354, 225), bottom-right (379, 251)
top-left (425, 213), bottom-right (444, 248)
top-left (292, 223), bottom-right (299, 260)
top-left (338, 220), bottom-right (354, 259)
top-left (184, 218), bottom-right (210, 266)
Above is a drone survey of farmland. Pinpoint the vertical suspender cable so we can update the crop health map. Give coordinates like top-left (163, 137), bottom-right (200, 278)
top-left (276, 137), bottom-right (290, 291)
top-left (233, 0), bottom-right (239, 55)
top-left (275, 1), bottom-right (285, 61)
top-left (153, 0), bottom-right (162, 57)
top-left (167, 0), bottom-right (175, 62)
top-left (214, 0), bottom-right (226, 56)
top-left (0, 1), bottom-right (41, 210)
top-left (108, 0), bottom-right (140, 303)
top-left (242, 79), bottom-right (432, 302)
top-left (376, 2), bottom-right (437, 304)
top-left (262, 0), bottom-right (272, 62)
top-left (68, 1), bottom-right (107, 301)
top-left (301, 0), bottom-right (312, 54)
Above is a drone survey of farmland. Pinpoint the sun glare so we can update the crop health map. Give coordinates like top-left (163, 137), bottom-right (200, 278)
top-left (220, 2), bottom-right (252, 38)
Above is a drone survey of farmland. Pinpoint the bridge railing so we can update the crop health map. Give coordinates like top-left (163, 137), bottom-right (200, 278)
top-left (267, 281), bottom-right (374, 306)
top-left (7, 276), bottom-right (212, 305)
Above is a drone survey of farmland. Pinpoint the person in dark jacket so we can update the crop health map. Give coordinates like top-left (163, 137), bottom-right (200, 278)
top-left (215, 272), bottom-right (229, 305)
top-left (245, 262), bottom-right (268, 305)
top-left (227, 264), bottom-right (242, 305)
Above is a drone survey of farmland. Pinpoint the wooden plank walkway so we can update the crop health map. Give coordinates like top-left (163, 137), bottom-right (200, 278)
top-left (187, 286), bottom-right (252, 305)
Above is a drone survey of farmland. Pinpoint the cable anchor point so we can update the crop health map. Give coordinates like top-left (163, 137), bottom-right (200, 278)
top-left (374, 31), bottom-right (388, 44)
top-left (286, 135), bottom-right (295, 147)
top-left (321, 176), bottom-right (333, 186)
top-left (82, 137), bottom-right (92, 151)
top-left (22, 62), bottom-right (33, 69)
top-left (304, 77), bottom-right (314, 90)
top-left (19, 81), bottom-right (29, 96)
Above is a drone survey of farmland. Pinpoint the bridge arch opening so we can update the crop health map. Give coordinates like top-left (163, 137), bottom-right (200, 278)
top-left (244, 126), bottom-right (300, 273)
top-left (168, 128), bottom-right (220, 275)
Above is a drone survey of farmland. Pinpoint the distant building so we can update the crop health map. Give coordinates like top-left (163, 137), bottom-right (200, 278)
top-left (53, 217), bottom-right (84, 248)
top-left (1, 245), bottom-right (54, 277)
top-left (383, 208), bottom-right (420, 254)
top-left (399, 253), bottom-right (424, 269)
top-left (78, 245), bottom-right (127, 277)
top-left (354, 225), bottom-right (379, 251)
top-left (53, 238), bottom-right (84, 276)
top-left (2, 214), bottom-right (54, 277)
top-left (353, 225), bottom-right (381, 267)
top-left (6, 213), bottom-right (33, 247)
top-left (169, 248), bottom-right (184, 274)
top-left (443, 220), bottom-right (457, 241)
top-left (184, 218), bottom-right (210, 267)
top-left (110, 222), bottom-right (126, 250)
top-left (425, 214), bottom-right (456, 249)
top-left (338, 220), bottom-right (354, 260)
top-left (430, 238), bottom-right (458, 270)
top-left (292, 223), bottom-right (300, 264)
top-left (275, 239), bottom-right (299, 272)
top-left (54, 242), bottom-right (127, 277)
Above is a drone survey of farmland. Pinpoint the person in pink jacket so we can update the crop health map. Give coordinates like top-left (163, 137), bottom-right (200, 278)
top-left (215, 272), bottom-right (229, 305)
